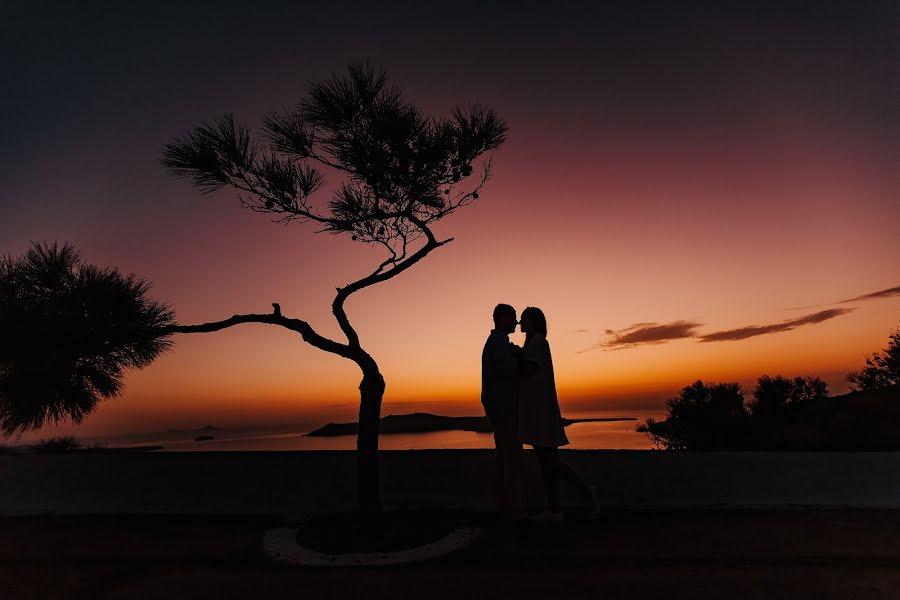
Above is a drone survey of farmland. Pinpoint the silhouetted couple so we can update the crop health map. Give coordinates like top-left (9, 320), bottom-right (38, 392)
top-left (481, 304), bottom-right (599, 522)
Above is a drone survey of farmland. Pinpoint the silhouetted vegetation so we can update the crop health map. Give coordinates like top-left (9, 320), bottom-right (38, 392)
top-left (162, 62), bottom-right (507, 511)
top-left (639, 377), bottom-right (900, 451)
top-left (847, 327), bottom-right (899, 391)
top-left (748, 375), bottom-right (828, 418)
top-left (0, 243), bottom-right (174, 436)
top-left (639, 326), bottom-right (900, 450)
top-left (34, 435), bottom-right (82, 453)
top-left (637, 381), bottom-right (750, 450)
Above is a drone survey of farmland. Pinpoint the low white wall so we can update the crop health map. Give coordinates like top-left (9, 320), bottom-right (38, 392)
top-left (1, 450), bottom-right (898, 515)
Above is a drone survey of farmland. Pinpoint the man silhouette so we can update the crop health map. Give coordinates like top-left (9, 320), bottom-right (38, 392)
top-left (481, 303), bottom-right (526, 518)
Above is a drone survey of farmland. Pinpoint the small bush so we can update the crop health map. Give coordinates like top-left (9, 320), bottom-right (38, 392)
top-left (34, 435), bottom-right (82, 453)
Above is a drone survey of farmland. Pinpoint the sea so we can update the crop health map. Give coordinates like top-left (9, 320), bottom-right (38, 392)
top-left (117, 418), bottom-right (656, 452)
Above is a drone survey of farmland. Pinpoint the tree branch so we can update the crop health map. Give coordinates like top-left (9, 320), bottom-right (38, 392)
top-left (331, 218), bottom-right (452, 348)
top-left (169, 303), bottom-right (353, 359)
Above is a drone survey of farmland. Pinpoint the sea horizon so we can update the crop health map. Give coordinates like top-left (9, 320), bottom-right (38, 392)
top-left (16, 412), bottom-right (656, 452)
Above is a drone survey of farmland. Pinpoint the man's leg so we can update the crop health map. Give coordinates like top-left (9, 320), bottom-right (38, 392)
top-left (494, 416), bottom-right (525, 515)
top-left (492, 426), bottom-right (507, 511)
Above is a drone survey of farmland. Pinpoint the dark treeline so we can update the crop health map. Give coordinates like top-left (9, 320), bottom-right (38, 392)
top-left (638, 327), bottom-right (900, 451)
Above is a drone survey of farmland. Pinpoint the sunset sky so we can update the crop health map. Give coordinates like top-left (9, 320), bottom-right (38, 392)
top-left (2, 1), bottom-right (897, 440)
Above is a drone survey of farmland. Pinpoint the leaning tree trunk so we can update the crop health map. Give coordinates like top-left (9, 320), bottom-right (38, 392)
top-left (356, 362), bottom-right (386, 513)
top-left (169, 225), bottom-right (451, 514)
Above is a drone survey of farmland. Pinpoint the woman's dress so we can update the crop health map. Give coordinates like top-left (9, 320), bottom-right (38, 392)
top-left (518, 334), bottom-right (569, 448)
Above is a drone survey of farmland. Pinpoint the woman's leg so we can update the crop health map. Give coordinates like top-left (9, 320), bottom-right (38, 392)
top-left (557, 458), bottom-right (595, 506)
top-left (535, 446), bottom-right (561, 513)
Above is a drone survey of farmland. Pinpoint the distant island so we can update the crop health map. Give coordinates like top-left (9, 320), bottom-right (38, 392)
top-left (168, 425), bottom-right (219, 434)
top-left (305, 412), bottom-right (637, 437)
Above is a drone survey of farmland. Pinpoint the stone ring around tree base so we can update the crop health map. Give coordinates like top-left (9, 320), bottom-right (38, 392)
top-left (262, 525), bottom-right (481, 567)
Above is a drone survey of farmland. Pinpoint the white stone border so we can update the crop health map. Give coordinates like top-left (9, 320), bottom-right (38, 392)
top-left (263, 525), bottom-right (481, 567)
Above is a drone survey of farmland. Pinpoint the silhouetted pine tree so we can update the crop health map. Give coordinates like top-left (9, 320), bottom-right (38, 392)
top-left (0, 243), bottom-right (174, 436)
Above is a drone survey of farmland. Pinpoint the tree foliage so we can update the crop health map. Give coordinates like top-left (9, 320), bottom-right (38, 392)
top-left (637, 380), bottom-right (748, 450)
top-left (847, 327), bottom-right (899, 392)
top-left (162, 61), bottom-right (507, 272)
top-left (748, 375), bottom-right (828, 417)
top-left (637, 375), bottom-right (830, 450)
top-left (0, 242), bottom-right (174, 436)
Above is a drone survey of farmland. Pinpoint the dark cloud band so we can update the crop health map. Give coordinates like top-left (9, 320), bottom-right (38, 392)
top-left (582, 282), bottom-right (892, 352)
top-left (698, 308), bottom-right (854, 342)
top-left (839, 285), bottom-right (900, 304)
top-left (586, 308), bottom-right (855, 351)
top-left (599, 320), bottom-right (702, 350)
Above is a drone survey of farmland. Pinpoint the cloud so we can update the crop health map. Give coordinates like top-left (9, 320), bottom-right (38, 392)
top-left (839, 285), bottom-right (900, 304)
top-left (582, 307), bottom-right (856, 352)
top-left (599, 320), bottom-right (703, 350)
top-left (787, 284), bottom-right (900, 310)
top-left (698, 308), bottom-right (855, 342)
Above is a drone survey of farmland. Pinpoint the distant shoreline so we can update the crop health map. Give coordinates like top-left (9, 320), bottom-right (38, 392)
top-left (305, 412), bottom-right (638, 437)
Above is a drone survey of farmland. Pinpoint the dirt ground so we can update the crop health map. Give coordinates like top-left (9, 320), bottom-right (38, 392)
top-left (1, 509), bottom-right (897, 600)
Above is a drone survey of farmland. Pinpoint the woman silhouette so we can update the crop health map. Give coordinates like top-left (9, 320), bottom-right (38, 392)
top-left (518, 306), bottom-right (599, 520)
